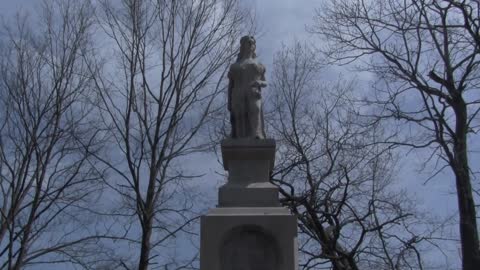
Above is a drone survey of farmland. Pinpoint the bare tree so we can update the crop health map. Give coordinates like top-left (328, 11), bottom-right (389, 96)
top-left (268, 43), bottom-right (444, 270)
top-left (311, 1), bottom-right (480, 269)
top-left (88, 0), bottom-right (246, 269)
top-left (0, 1), bottom-right (106, 269)
top-left (446, 0), bottom-right (480, 47)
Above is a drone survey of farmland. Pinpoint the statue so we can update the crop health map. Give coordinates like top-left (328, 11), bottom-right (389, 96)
top-left (228, 36), bottom-right (267, 139)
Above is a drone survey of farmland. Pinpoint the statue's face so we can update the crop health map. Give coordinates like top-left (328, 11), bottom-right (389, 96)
top-left (240, 36), bottom-right (256, 55)
top-left (246, 36), bottom-right (255, 53)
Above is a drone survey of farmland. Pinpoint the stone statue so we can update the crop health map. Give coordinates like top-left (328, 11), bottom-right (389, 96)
top-left (228, 36), bottom-right (267, 139)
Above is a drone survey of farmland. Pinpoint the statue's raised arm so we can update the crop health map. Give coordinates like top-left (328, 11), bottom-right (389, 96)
top-left (228, 36), bottom-right (267, 139)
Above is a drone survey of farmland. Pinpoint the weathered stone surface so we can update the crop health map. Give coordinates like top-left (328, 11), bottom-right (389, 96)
top-left (221, 138), bottom-right (275, 171)
top-left (228, 36), bottom-right (267, 139)
top-left (219, 138), bottom-right (278, 207)
top-left (221, 227), bottom-right (279, 270)
top-left (201, 207), bottom-right (298, 270)
top-left (219, 182), bottom-right (279, 207)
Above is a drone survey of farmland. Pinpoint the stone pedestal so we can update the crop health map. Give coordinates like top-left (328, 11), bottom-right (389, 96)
top-left (200, 139), bottom-right (298, 270)
top-left (219, 138), bottom-right (279, 207)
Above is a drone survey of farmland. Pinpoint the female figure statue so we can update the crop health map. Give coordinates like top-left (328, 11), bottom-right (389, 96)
top-left (228, 36), bottom-right (267, 139)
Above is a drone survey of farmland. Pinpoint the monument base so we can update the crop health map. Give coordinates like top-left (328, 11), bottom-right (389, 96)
top-left (200, 207), bottom-right (298, 270)
top-left (200, 138), bottom-right (298, 269)
top-left (219, 138), bottom-right (279, 207)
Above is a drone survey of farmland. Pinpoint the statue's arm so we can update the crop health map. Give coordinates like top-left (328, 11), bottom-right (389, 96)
top-left (253, 67), bottom-right (267, 88)
top-left (260, 68), bottom-right (267, 87)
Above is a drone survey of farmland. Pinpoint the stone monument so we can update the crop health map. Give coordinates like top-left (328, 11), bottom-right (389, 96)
top-left (200, 36), bottom-right (298, 270)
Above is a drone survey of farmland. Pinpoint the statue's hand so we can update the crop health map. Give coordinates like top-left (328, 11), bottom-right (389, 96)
top-left (251, 80), bottom-right (267, 88)
top-left (253, 88), bottom-right (262, 99)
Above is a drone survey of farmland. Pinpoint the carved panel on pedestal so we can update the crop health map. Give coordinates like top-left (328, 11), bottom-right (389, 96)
top-left (220, 226), bottom-right (279, 270)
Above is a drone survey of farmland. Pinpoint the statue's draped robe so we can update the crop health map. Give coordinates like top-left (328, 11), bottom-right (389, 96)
top-left (228, 58), bottom-right (266, 139)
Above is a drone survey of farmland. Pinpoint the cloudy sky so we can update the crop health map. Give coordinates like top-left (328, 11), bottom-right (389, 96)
top-left (0, 0), bottom-right (472, 268)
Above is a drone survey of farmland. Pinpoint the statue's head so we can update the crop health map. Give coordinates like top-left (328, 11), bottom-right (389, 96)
top-left (237, 35), bottom-right (256, 60)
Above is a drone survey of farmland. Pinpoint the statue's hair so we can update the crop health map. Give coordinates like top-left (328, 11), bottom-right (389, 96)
top-left (236, 35), bottom-right (256, 61)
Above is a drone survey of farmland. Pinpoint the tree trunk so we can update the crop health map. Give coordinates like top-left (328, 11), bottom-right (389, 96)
top-left (138, 215), bottom-right (153, 270)
top-left (452, 100), bottom-right (480, 270)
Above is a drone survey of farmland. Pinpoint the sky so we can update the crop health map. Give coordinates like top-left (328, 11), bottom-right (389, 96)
top-left (0, 0), bottom-right (474, 269)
